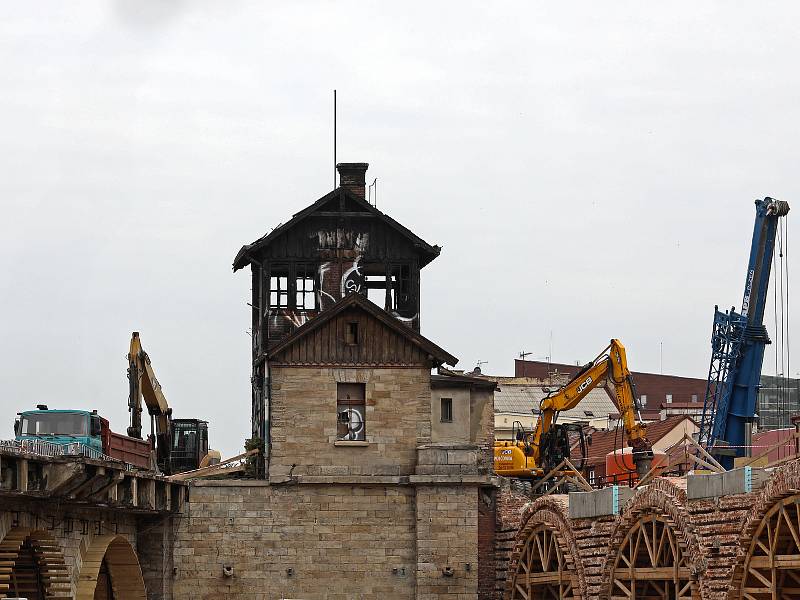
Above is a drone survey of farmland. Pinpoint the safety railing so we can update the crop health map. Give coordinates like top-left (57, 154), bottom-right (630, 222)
top-left (0, 438), bottom-right (124, 466)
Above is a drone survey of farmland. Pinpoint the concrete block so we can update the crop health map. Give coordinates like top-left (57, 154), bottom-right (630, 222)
top-left (687, 472), bottom-right (724, 499)
top-left (687, 466), bottom-right (768, 499)
top-left (568, 486), bottom-right (635, 518)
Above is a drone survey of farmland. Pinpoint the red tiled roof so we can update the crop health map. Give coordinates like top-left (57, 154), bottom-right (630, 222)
top-left (573, 415), bottom-right (694, 467)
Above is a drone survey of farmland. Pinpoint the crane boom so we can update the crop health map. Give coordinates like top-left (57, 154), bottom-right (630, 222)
top-left (699, 198), bottom-right (790, 469)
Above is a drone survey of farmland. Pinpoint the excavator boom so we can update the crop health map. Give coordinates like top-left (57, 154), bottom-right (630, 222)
top-left (126, 331), bottom-right (213, 474)
top-left (494, 339), bottom-right (653, 482)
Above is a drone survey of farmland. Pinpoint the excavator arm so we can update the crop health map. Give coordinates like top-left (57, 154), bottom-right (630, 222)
top-left (127, 332), bottom-right (172, 454)
top-left (531, 339), bottom-right (652, 476)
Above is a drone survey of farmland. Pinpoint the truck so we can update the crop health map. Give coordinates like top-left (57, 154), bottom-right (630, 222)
top-left (14, 405), bottom-right (152, 469)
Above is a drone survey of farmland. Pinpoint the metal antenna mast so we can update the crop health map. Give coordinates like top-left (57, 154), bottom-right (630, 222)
top-left (333, 89), bottom-right (337, 190)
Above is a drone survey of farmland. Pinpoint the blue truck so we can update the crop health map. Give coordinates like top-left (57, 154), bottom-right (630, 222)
top-left (14, 405), bottom-right (152, 468)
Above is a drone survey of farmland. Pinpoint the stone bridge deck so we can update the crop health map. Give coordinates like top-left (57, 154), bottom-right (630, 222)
top-left (0, 446), bottom-right (185, 599)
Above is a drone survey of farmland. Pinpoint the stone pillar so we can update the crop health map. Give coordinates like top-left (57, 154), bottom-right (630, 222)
top-left (137, 515), bottom-right (175, 600)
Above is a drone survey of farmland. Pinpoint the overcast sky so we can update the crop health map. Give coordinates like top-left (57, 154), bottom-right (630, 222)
top-left (2, 2), bottom-right (798, 458)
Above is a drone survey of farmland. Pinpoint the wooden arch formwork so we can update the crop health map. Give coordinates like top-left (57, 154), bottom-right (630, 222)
top-left (608, 514), bottom-right (694, 600)
top-left (0, 527), bottom-right (71, 598)
top-left (739, 495), bottom-right (800, 600)
top-left (605, 479), bottom-right (700, 600)
top-left (506, 498), bottom-right (582, 600)
top-left (76, 535), bottom-right (147, 600)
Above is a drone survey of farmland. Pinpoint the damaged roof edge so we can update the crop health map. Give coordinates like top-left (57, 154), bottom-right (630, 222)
top-left (232, 187), bottom-right (441, 272)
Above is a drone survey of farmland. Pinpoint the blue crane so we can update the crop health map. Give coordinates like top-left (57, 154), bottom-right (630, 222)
top-left (698, 197), bottom-right (790, 470)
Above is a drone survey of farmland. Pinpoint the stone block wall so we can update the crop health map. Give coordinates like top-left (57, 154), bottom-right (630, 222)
top-left (415, 485), bottom-right (478, 599)
top-left (173, 476), bottom-right (490, 600)
top-left (174, 481), bottom-right (418, 600)
top-left (269, 367), bottom-right (431, 480)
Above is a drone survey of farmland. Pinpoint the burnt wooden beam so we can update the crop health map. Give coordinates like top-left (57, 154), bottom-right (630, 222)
top-left (313, 211), bottom-right (375, 218)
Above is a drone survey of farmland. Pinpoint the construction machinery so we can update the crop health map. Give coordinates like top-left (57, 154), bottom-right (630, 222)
top-left (127, 332), bottom-right (219, 474)
top-left (699, 198), bottom-right (790, 470)
top-left (494, 339), bottom-right (653, 483)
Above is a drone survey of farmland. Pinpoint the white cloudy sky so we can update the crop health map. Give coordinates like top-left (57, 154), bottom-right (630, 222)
top-left (1, 2), bottom-right (798, 458)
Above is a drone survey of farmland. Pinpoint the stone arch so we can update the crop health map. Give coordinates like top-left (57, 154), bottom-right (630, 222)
top-left (505, 496), bottom-right (584, 599)
top-left (0, 527), bottom-right (70, 598)
top-left (76, 535), bottom-right (146, 600)
top-left (603, 478), bottom-right (704, 600)
top-left (731, 459), bottom-right (800, 599)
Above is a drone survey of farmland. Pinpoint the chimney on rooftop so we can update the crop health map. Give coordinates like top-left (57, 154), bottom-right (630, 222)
top-left (336, 163), bottom-right (369, 200)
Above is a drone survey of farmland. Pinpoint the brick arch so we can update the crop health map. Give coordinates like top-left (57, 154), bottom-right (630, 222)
top-left (602, 478), bottom-right (705, 599)
top-left (729, 459), bottom-right (800, 599)
top-left (504, 496), bottom-right (584, 599)
top-left (76, 534), bottom-right (147, 600)
top-left (0, 527), bottom-right (70, 598)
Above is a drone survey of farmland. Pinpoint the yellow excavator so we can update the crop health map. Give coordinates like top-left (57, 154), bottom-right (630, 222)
top-left (127, 332), bottom-right (220, 474)
top-left (494, 339), bottom-right (653, 483)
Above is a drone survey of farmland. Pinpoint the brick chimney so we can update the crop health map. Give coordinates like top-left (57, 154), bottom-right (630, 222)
top-left (336, 163), bottom-right (368, 199)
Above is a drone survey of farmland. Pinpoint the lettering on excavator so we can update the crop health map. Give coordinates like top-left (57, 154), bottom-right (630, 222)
top-left (576, 376), bottom-right (593, 394)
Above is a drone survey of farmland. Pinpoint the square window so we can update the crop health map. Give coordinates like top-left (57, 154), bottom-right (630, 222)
top-left (640, 394), bottom-right (647, 405)
top-left (440, 398), bottom-right (453, 423)
top-left (691, 394), bottom-right (698, 403)
top-left (337, 383), bottom-right (366, 441)
top-left (666, 394), bottom-right (673, 404)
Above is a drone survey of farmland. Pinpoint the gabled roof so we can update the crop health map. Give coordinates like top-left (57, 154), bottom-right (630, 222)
top-left (233, 187), bottom-right (441, 271)
top-left (265, 292), bottom-right (457, 367)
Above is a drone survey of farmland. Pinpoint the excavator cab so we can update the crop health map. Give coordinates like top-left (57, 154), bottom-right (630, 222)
top-left (539, 422), bottom-right (586, 474)
top-left (169, 419), bottom-right (209, 474)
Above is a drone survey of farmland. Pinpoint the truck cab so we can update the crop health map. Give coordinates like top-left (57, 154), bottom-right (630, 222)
top-left (14, 407), bottom-right (104, 453)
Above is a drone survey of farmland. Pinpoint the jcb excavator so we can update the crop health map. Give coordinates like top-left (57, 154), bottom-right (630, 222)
top-left (127, 332), bottom-right (220, 474)
top-left (494, 339), bottom-right (653, 483)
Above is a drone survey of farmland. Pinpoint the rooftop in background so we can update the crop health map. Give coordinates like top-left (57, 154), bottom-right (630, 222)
top-left (515, 358), bottom-right (707, 410)
top-left (492, 379), bottom-right (616, 422)
top-left (576, 414), bottom-right (698, 468)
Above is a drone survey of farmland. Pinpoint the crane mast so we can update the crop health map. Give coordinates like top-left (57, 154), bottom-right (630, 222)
top-left (699, 198), bottom-right (790, 469)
